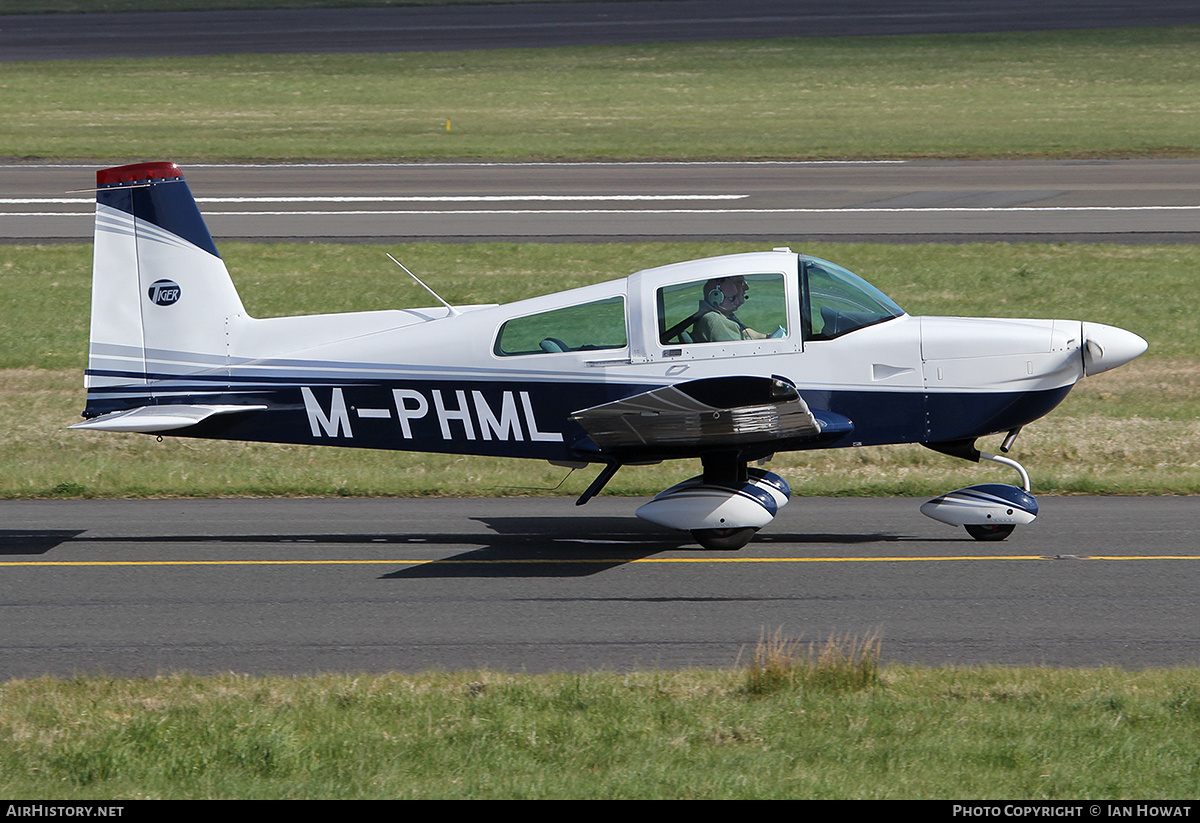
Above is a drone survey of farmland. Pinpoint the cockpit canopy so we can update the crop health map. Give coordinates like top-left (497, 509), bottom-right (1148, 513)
top-left (490, 251), bottom-right (907, 359)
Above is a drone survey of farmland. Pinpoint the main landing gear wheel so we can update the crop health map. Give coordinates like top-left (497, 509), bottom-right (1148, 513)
top-left (691, 527), bottom-right (758, 550)
top-left (964, 523), bottom-right (1016, 542)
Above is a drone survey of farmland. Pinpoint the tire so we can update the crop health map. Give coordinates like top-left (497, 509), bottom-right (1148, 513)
top-left (691, 527), bottom-right (757, 550)
top-left (965, 523), bottom-right (1016, 542)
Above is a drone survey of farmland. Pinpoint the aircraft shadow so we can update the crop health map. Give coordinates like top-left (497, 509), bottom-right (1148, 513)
top-left (0, 530), bottom-right (87, 555)
top-left (5, 518), bottom-right (685, 577)
top-left (379, 517), bottom-right (928, 579)
top-left (381, 516), bottom-right (688, 578)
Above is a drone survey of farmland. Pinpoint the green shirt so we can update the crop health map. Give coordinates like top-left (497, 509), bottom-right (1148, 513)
top-left (692, 310), bottom-right (747, 342)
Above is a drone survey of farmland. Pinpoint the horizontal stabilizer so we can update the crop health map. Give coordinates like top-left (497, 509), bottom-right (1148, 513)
top-left (70, 404), bottom-right (267, 433)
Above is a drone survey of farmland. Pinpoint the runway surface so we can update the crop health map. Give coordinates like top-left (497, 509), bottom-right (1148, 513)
top-left (1, 496), bottom-right (1197, 678)
top-left (4, 1), bottom-right (1199, 61)
top-left (6, 159), bottom-right (1200, 244)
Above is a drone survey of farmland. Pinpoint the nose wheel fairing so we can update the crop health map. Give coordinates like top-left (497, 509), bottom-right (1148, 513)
top-left (920, 483), bottom-right (1038, 534)
top-left (920, 440), bottom-right (1038, 541)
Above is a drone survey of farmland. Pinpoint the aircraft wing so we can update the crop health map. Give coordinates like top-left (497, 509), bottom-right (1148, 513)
top-left (570, 376), bottom-right (846, 454)
top-left (70, 404), bottom-right (267, 433)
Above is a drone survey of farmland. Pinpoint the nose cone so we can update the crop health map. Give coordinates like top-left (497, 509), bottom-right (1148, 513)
top-left (1081, 322), bottom-right (1148, 376)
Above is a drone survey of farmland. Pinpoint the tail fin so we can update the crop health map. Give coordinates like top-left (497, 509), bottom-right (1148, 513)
top-left (86, 163), bottom-right (246, 412)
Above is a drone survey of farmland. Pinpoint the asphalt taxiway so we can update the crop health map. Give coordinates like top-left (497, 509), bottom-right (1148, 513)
top-left (5, 1), bottom-right (1198, 61)
top-left (2, 496), bottom-right (1197, 678)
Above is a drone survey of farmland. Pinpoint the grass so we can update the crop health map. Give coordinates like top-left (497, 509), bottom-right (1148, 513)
top-left (2, 240), bottom-right (1195, 499)
top-left (0, 0), bottom-right (521, 13)
top-left (3, 27), bottom-right (1200, 161)
top-left (1, 645), bottom-right (1198, 799)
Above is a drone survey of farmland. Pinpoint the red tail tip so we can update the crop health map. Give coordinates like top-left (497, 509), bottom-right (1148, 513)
top-left (97, 162), bottom-right (183, 187)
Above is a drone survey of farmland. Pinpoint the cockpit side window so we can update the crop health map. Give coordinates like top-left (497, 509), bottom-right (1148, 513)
top-left (657, 272), bottom-right (788, 345)
top-left (494, 296), bottom-right (627, 356)
top-left (801, 258), bottom-right (904, 341)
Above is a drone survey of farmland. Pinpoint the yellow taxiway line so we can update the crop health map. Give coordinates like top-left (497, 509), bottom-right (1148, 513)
top-left (0, 555), bottom-right (1197, 567)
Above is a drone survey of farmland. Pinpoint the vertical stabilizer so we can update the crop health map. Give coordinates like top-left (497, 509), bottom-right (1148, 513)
top-left (86, 163), bottom-right (246, 410)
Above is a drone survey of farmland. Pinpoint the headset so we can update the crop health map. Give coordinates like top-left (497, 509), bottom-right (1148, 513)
top-left (706, 277), bottom-right (748, 307)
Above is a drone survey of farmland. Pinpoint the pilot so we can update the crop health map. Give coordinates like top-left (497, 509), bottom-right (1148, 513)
top-left (692, 276), bottom-right (769, 342)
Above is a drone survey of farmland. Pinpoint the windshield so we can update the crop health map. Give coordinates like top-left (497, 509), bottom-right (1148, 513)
top-left (801, 257), bottom-right (904, 340)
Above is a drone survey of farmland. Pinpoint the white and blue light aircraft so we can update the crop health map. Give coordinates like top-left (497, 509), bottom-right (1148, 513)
top-left (73, 162), bottom-right (1148, 549)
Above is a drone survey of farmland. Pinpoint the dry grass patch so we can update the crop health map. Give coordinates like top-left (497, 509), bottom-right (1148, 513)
top-left (743, 629), bottom-right (882, 696)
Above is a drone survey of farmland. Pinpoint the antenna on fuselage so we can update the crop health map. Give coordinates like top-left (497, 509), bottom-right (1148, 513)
top-left (386, 253), bottom-right (461, 318)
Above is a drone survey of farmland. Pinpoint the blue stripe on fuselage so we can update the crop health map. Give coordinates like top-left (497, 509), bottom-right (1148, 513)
top-left (82, 376), bottom-right (1075, 463)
